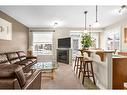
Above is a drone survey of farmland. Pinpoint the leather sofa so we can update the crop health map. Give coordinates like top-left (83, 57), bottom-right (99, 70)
top-left (0, 64), bottom-right (41, 89)
top-left (0, 51), bottom-right (37, 73)
top-left (0, 51), bottom-right (41, 89)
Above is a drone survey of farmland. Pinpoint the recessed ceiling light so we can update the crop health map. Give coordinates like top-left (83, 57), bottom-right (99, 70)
top-left (51, 21), bottom-right (63, 28)
top-left (54, 22), bottom-right (58, 28)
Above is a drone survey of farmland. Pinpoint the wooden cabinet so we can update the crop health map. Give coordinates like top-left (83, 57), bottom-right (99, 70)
top-left (113, 57), bottom-right (127, 89)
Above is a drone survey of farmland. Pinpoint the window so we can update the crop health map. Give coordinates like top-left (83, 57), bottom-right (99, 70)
top-left (104, 27), bottom-right (120, 50)
top-left (90, 33), bottom-right (99, 48)
top-left (70, 31), bottom-right (99, 50)
top-left (73, 39), bottom-right (79, 50)
top-left (33, 32), bottom-right (53, 55)
top-left (70, 31), bottom-right (99, 61)
top-left (70, 32), bottom-right (81, 51)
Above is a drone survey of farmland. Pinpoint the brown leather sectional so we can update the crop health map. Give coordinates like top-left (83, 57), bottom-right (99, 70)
top-left (0, 51), bottom-right (41, 89)
top-left (0, 51), bottom-right (37, 73)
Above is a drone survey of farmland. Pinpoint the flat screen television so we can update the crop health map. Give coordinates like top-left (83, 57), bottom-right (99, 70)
top-left (58, 37), bottom-right (71, 48)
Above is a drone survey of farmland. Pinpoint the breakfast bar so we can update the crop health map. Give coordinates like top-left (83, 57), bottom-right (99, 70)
top-left (79, 49), bottom-right (115, 89)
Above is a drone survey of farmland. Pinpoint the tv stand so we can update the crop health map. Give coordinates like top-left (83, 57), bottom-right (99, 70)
top-left (57, 48), bottom-right (72, 65)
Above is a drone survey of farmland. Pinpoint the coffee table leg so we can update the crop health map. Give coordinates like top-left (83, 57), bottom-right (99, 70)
top-left (51, 69), bottom-right (55, 80)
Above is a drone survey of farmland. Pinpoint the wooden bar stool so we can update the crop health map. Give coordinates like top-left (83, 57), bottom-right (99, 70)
top-left (78, 52), bottom-right (90, 78)
top-left (74, 56), bottom-right (83, 75)
top-left (82, 59), bottom-right (96, 85)
top-left (78, 58), bottom-right (83, 78)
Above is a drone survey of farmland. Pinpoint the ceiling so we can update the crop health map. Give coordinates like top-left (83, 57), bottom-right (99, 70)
top-left (0, 6), bottom-right (127, 29)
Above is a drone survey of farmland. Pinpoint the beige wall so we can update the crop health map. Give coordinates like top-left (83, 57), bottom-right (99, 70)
top-left (29, 27), bottom-right (102, 60)
top-left (29, 28), bottom-right (73, 60)
top-left (0, 11), bottom-right (29, 53)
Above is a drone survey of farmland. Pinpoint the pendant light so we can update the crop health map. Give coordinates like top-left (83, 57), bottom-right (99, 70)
top-left (84, 11), bottom-right (88, 33)
top-left (93, 5), bottom-right (100, 27)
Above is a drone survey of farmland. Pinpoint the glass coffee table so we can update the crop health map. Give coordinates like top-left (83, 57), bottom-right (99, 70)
top-left (31, 61), bottom-right (58, 79)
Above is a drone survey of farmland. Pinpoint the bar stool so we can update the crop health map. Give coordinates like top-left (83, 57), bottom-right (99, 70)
top-left (82, 59), bottom-right (96, 85)
top-left (78, 52), bottom-right (90, 78)
top-left (74, 51), bottom-right (83, 75)
top-left (75, 56), bottom-right (83, 74)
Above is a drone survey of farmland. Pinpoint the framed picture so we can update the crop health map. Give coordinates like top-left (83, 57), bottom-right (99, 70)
top-left (0, 18), bottom-right (12, 40)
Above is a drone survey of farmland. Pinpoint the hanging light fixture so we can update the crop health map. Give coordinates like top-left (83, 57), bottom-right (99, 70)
top-left (93, 5), bottom-right (100, 27)
top-left (83, 11), bottom-right (88, 33)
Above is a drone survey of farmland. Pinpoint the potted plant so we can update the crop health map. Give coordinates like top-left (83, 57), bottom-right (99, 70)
top-left (81, 33), bottom-right (93, 49)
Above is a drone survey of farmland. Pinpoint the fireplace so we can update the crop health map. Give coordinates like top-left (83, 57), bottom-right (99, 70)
top-left (57, 49), bottom-right (69, 64)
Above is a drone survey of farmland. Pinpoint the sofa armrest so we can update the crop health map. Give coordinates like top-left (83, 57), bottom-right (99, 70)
top-left (22, 70), bottom-right (41, 89)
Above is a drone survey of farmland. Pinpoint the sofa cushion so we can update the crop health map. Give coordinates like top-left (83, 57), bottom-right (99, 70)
top-left (14, 66), bottom-right (26, 88)
top-left (20, 57), bottom-right (26, 61)
top-left (10, 59), bottom-right (20, 64)
top-left (17, 51), bottom-right (26, 61)
top-left (19, 60), bottom-right (33, 66)
top-left (0, 54), bottom-right (10, 64)
top-left (6, 52), bottom-right (20, 64)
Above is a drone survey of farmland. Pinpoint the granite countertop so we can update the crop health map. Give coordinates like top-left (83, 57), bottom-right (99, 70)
top-left (113, 54), bottom-right (127, 58)
top-left (79, 49), bottom-right (115, 53)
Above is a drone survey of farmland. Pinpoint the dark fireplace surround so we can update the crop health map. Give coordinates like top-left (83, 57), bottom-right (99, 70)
top-left (57, 49), bottom-right (69, 64)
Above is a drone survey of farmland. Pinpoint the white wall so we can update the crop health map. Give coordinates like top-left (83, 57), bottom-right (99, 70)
top-left (103, 17), bottom-right (127, 51)
top-left (99, 32), bottom-right (105, 49)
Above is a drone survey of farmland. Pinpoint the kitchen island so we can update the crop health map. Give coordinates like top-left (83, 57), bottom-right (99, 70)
top-left (79, 49), bottom-right (127, 89)
top-left (79, 49), bottom-right (114, 89)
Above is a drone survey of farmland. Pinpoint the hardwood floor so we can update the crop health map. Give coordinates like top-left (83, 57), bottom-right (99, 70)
top-left (41, 62), bottom-right (84, 89)
top-left (41, 62), bottom-right (99, 89)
